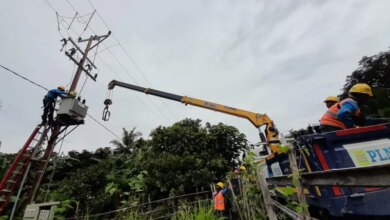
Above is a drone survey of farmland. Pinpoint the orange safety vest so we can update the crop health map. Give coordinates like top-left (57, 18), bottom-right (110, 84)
top-left (320, 98), bottom-right (360, 129)
top-left (214, 191), bottom-right (225, 211)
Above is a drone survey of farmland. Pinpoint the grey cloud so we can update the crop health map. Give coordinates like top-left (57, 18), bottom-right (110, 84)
top-left (2, 0), bottom-right (390, 153)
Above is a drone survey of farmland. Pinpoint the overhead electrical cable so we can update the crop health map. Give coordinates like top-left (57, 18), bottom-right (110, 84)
top-left (61, 0), bottom-right (173, 123)
top-left (87, 0), bottom-right (179, 121)
top-left (56, 12), bottom-right (163, 123)
top-left (0, 64), bottom-right (121, 139)
top-left (0, 64), bottom-right (49, 91)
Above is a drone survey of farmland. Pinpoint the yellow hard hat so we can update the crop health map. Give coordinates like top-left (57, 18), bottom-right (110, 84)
top-left (216, 182), bottom-right (224, 188)
top-left (324, 96), bottom-right (339, 103)
top-left (349, 83), bottom-right (373, 96)
top-left (239, 165), bottom-right (246, 171)
top-left (58, 86), bottom-right (66, 91)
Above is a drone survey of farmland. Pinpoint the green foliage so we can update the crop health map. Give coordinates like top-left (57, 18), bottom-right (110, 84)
top-left (110, 128), bottom-right (142, 155)
top-left (341, 52), bottom-right (390, 98)
top-left (373, 88), bottom-right (390, 117)
top-left (172, 201), bottom-right (222, 220)
top-left (54, 199), bottom-right (76, 218)
top-left (341, 49), bottom-right (390, 117)
top-left (128, 171), bottom-right (148, 192)
top-left (47, 161), bottom-right (113, 215)
top-left (275, 186), bottom-right (295, 197)
top-left (285, 200), bottom-right (309, 214)
top-left (123, 210), bottom-right (148, 220)
top-left (0, 153), bottom-right (15, 178)
top-left (277, 145), bottom-right (290, 154)
top-left (35, 119), bottom-right (246, 217)
top-left (230, 151), bottom-right (267, 220)
top-left (288, 128), bottom-right (313, 139)
top-left (105, 182), bottom-right (119, 196)
top-left (302, 147), bottom-right (310, 156)
top-left (289, 48), bottom-right (390, 137)
top-left (0, 215), bottom-right (9, 220)
top-left (144, 119), bottom-right (246, 196)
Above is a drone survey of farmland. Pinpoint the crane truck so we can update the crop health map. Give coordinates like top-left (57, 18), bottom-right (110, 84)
top-left (105, 80), bottom-right (280, 156)
top-left (105, 80), bottom-right (390, 218)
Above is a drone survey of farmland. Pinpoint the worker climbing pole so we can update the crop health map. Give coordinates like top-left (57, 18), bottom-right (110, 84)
top-left (26, 32), bottom-right (111, 206)
top-left (0, 32), bottom-right (111, 216)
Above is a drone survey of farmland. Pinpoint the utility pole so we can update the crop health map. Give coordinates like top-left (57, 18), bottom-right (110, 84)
top-left (69, 36), bottom-right (94, 92)
top-left (25, 32), bottom-right (110, 205)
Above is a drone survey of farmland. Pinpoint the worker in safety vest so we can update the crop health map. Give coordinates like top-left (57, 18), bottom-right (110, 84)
top-left (233, 165), bottom-right (246, 176)
top-left (41, 86), bottom-right (74, 125)
top-left (213, 182), bottom-right (228, 215)
top-left (320, 83), bottom-right (373, 132)
top-left (324, 96), bottom-right (339, 109)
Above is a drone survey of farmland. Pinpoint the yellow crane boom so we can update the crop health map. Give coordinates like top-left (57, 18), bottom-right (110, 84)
top-left (106, 80), bottom-right (280, 147)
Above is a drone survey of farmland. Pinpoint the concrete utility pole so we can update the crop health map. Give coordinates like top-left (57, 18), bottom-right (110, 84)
top-left (69, 37), bottom-right (94, 92)
top-left (25, 32), bottom-right (110, 205)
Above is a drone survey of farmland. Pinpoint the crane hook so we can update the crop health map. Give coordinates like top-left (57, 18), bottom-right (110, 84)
top-left (102, 99), bottom-right (112, 121)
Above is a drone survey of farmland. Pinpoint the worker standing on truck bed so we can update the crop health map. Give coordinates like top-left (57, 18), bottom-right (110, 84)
top-left (319, 83), bottom-right (382, 132)
top-left (324, 96), bottom-right (339, 109)
top-left (41, 86), bottom-right (73, 125)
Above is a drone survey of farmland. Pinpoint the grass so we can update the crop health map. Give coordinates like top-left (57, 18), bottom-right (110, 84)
top-left (172, 200), bottom-right (223, 220)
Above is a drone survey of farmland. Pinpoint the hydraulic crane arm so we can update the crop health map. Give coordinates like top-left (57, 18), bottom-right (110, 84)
top-left (107, 80), bottom-right (279, 144)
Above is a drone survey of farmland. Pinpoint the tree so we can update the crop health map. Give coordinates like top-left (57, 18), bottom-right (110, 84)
top-left (48, 161), bottom-right (114, 216)
top-left (144, 119), bottom-right (247, 197)
top-left (34, 122), bottom-right (247, 216)
top-left (341, 49), bottom-right (390, 117)
top-left (110, 128), bottom-right (142, 155)
top-left (341, 52), bottom-right (390, 97)
top-left (0, 153), bottom-right (14, 179)
top-left (288, 48), bottom-right (390, 138)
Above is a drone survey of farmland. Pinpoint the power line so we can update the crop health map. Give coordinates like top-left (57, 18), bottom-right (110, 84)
top-left (87, 0), bottom-right (179, 121)
top-left (87, 113), bottom-right (120, 139)
top-left (103, 48), bottom-right (173, 123)
top-left (95, 55), bottom-right (165, 123)
top-left (44, 0), bottom-right (174, 125)
top-left (65, 0), bottom-right (77, 13)
top-left (54, 14), bottom-right (162, 138)
top-left (44, 0), bottom-right (56, 12)
top-left (61, 0), bottom-right (174, 124)
top-left (87, 0), bottom-right (153, 86)
top-left (0, 64), bottom-right (49, 91)
top-left (51, 6), bottom-right (165, 124)
top-left (0, 64), bottom-right (121, 139)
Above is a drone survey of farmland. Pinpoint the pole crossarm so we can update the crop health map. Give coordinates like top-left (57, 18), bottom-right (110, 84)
top-left (78, 31), bottom-right (111, 51)
top-left (65, 51), bottom-right (97, 81)
top-left (87, 31), bottom-right (111, 51)
top-left (267, 164), bottom-right (390, 187)
top-left (66, 32), bottom-right (111, 89)
top-left (67, 37), bottom-right (97, 69)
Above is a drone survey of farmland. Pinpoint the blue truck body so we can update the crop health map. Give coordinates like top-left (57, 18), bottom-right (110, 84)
top-left (267, 123), bottom-right (390, 217)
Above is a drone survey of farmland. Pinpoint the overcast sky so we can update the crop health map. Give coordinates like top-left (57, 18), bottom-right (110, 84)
top-left (1, 0), bottom-right (390, 153)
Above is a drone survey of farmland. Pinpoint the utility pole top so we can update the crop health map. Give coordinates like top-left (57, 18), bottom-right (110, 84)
top-left (25, 30), bottom-right (111, 205)
top-left (64, 31), bottom-right (111, 92)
